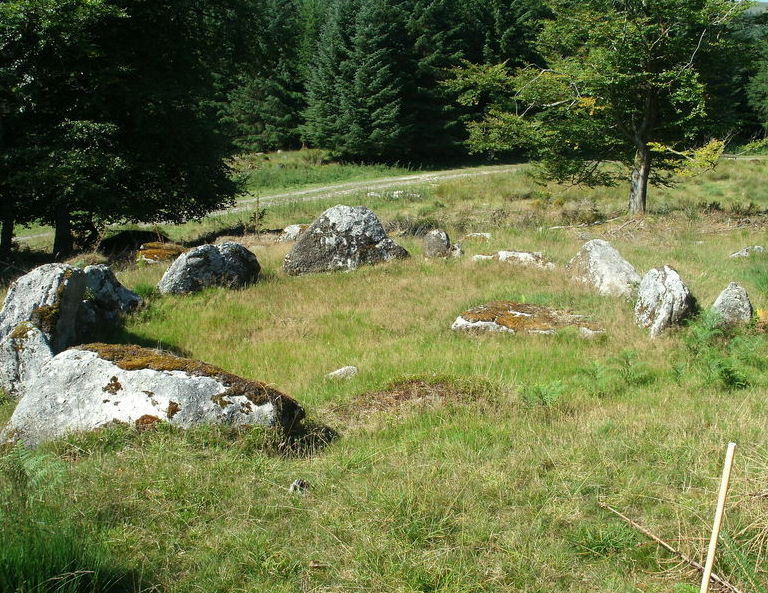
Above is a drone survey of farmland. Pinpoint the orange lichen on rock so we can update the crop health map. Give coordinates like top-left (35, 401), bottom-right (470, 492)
top-left (458, 301), bottom-right (601, 334)
top-left (77, 343), bottom-right (303, 416)
top-left (136, 242), bottom-right (185, 263)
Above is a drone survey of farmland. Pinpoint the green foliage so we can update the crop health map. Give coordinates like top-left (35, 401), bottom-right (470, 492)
top-left (570, 523), bottom-right (639, 558)
top-left (521, 380), bottom-right (565, 407)
top-left (456, 0), bottom-right (748, 211)
top-left (0, 445), bottom-right (138, 593)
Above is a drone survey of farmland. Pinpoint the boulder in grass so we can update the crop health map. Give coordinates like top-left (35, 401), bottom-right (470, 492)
top-left (634, 265), bottom-right (696, 337)
top-left (451, 301), bottom-right (602, 336)
top-left (730, 245), bottom-right (766, 258)
top-left (1, 343), bottom-right (304, 447)
top-left (473, 251), bottom-right (555, 270)
top-left (0, 263), bottom-right (86, 352)
top-left (423, 229), bottom-right (452, 258)
top-left (283, 205), bottom-right (409, 276)
top-left (567, 239), bottom-right (640, 298)
top-left (136, 242), bottom-right (186, 264)
top-left (157, 242), bottom-right (260, 294)
top-left (711, 282), bottom-right (753, 326)
top-left (0, 323), bottom-right (53, 399)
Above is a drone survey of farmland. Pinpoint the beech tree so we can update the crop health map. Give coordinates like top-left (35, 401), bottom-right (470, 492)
top-left (457, 0), bottom-right (745, 214)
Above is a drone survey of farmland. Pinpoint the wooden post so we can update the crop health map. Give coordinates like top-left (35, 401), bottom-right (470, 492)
top-left (700, 442), bottom-right (737, 593)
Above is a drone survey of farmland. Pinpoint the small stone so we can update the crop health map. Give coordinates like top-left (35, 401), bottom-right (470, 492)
top-left (326, 366), bottom-right (359, 380)
top-left (463, 232), bottom-right (491, 241)
top-left (423, 229), bottom-right (452, 258)
top-left (711, 282), bottom-right (753, 326)
top-left (449, 244), bottom-right (463, 258)
top-left (279, 224), bottom-right (309, 242)
top-left (289, 479), bottom-right (310, 494)
top-left (730, 245), bottom-right (766, 258)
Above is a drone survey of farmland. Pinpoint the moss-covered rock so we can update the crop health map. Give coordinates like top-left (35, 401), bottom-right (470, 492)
top-left (451, 301), bottom-right (602, 335)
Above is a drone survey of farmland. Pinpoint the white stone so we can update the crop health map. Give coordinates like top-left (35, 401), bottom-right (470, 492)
top-left (0, 263), bottom-right (86, 351)
top-left (326, 365), bottom-right (359, 379)
top-left (0, 323), bottom-right (53, 399)
top-left (634, 266), bottom-right (696, 337)
top-left (279, 224), bottom-right (308, 242)
top-left (2, 346), bottom-right (304, 447)
top-left (730, 245), bottom-right (766, 258)
top-left (567, 239), bottom-right (640, 298)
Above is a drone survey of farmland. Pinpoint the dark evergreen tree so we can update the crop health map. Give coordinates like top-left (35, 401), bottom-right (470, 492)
top-left (0, 0), bottom-right (250, 258)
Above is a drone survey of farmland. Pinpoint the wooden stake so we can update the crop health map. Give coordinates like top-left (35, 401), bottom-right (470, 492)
top-left (598, 503), bottom-right (744, 593)
top-left (700, 442), bottom-right (737, 593)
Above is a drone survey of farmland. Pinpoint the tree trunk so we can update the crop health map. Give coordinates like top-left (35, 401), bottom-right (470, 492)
top-left (628, 144), bottom-right (651, 215)
top-left (53, 206), bottom-right (74, 260)
top-left (0, 214), bottom-right (13, 259)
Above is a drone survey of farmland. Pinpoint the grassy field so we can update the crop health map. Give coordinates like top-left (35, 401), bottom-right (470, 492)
top-left (2, 158), bottom-right (768, 593)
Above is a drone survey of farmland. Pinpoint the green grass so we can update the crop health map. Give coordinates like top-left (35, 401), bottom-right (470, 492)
top-left (3, 157), bottom-right (768, 592)
top-left (236, 149), bottom-right (415, 197)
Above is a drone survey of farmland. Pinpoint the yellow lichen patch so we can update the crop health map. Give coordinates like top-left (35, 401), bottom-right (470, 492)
top-left (31, 304), bottom-right (60, 335)
top-left (136, 242), bottom-right (185, 263)
top-left (460, 301), bottom-right (600, 333)
top-left (8, 322), bottom-right (33, 341)
top-left (77, 343), bottom-right (302, 413)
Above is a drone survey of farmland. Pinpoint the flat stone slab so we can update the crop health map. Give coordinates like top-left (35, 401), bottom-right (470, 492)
top-left (472, 251), bottom-right (555, 269)
top-left (2, 343), bottom-right (304, 447)
top-left (451, 301), bottom-right (601, 335)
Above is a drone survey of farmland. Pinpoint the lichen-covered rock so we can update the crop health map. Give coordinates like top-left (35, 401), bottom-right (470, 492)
top-left (78, 265), bottom-right (142, 340)
top-left (283, 205), bottom-right (409, 275)
top-left (473, 251), bottom-right (555, 270)
top-left (279, 224), bottom-right (309, 242)
top-left (423, 229), bottom-right (452, 258)
top-left (136, 241), bottom-right (185, 264)
top-left (634, 266), bottom-right (696, 337)
top-left (157, 242), bottom-right (261, 294)
top-left (730, 245), bottom-right (765, 258)
top-left (711, 282), bottom-right (753, 326)
top-left (567, 239), bottom-right (640, 298)
top-left (0, 263), bottom-right (86, 352)
top-left (0, 323), bottom-right (53, 399)
top-left (1, 343), bottom-right (304, 447)
top-left (451, 301), bottom-right (601, 335)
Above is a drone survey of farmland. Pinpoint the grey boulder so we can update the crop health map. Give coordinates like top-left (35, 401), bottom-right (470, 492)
top-left (567, 239), bottom-right (640, 298)
top-left (158, 242), bottom-right (261, 294)
top-left (2, 343), bottom-right (304, 447)
top-left (423, 229), bottom-right (452, 258)
top-left (283, 205), bottom-right (408, 275)
top-left (634, 266), bottom-right (696, 337)
top-left (711, 282), bottom-right (753, 326)
top-left (0, 323), bottom-right (53, 399)
top-left (79, 265), bottom-right (142, 338)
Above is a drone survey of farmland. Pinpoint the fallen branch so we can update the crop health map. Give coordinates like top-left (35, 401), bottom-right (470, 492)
top-left (598, 503), bottom-right (745, 593)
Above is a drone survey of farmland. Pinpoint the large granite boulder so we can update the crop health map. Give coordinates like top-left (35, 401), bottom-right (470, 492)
top-left (157, 242), bottom-right (260, 294)
top-left (283, 205), bottom-right (409, 275)
top-left (0, 263), bottom-right (141, 398)
top-left (711, 282), bottom-right (753, 326)
top-left (567, 239), bottom-right (640, 298)
top-left (0, 323), bottom-right (53, 399)
top-left (0, 263), bottom-right (86, 352)
top-left (1, 343), bottom-right (304, 447)
top-left (451, 301), bottom-right (601, 336)
top-left (634, 266), bottom-right (696, 337)
top-left (423, 229), bottom-right (451, 258)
